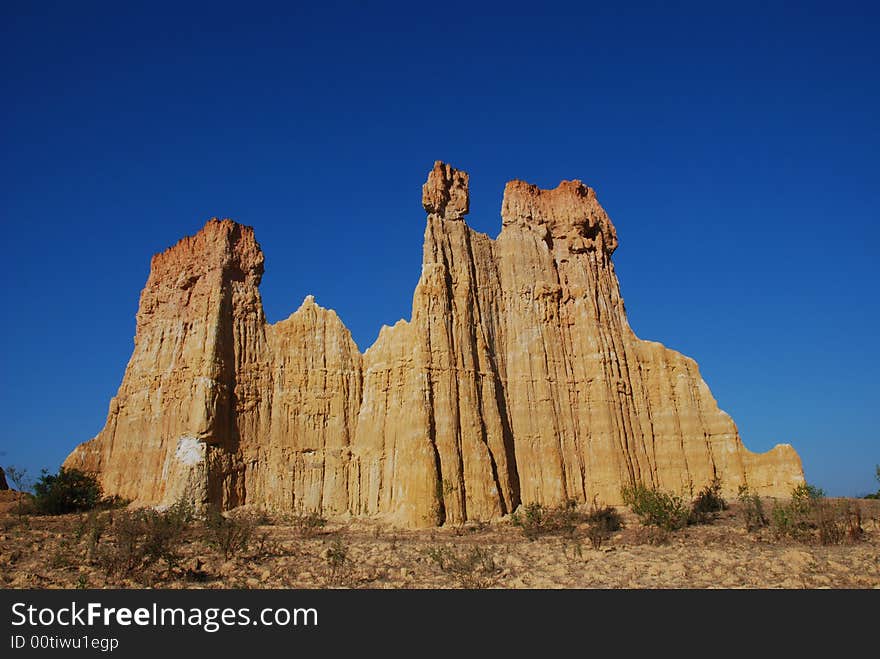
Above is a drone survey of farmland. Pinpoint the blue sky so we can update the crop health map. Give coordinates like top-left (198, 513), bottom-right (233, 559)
top-left (1, 1), bottom-right (877, 496)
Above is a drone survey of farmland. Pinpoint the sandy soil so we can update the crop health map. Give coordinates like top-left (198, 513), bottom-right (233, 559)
top-left (1, 496), bottom-right (878, 589)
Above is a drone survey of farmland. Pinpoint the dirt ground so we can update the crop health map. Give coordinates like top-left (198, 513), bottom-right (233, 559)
top-left (1, 493), bottom-right (878, 589)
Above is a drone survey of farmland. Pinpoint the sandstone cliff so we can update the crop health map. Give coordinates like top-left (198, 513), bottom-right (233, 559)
top-left (65, 162), bottom-right (804, 526)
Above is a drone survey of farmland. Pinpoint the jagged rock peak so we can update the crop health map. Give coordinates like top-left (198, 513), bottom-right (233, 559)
top-left (150, 217), bottom-right (265, 286)
top-left (501, 178), bottom-right (619, 254)
top-left (422, 161), bottom-right (469, 220)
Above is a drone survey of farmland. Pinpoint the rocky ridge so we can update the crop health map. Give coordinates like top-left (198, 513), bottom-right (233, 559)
top-left (65, 162), bottom-right (804, 526)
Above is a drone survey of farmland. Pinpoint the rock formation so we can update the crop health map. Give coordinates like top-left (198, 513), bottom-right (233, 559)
top-left (65, 161), bottom-right (804, 526)
top-left (0, 467), bottom-right (8, 491)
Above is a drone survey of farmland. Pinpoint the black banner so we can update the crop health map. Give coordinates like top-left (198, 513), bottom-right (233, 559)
top-left (1, 589), bottom-right (875, 654)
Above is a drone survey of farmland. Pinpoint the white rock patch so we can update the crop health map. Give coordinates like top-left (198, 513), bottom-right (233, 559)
top-left (175, 436), bottom-right (205, 466)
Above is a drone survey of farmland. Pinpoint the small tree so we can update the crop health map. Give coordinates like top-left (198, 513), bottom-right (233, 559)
top-left (4, 466), bottom-right (32, 519)
top-left (33, 467), bottom-right (102, 514)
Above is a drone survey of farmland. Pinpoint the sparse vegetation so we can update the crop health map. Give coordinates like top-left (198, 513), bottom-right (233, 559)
top-left (510, 502), bottom-right (548, 539)
top-left (737, 485), bottom-right (768, 532)
top-left (206, 507), bottom-right (256, 559)
top-left (96, 500), bottom-right (194, 578)
top-left (815, 501), bottom-right (863, 545)
top-left (426, 545), bottom-right (500, 588)
top-left (75, 509), bottom-right (110, 559)
top-left (97, 511), bottom-right (150, 576)
top-left (770, 483), bottom-right (864, 545)
top-left (324, 537), bottom-right (350, 585)
top-left (141, 500), bottom-right (194, 568)
top-left (584, 497), bottom-right (623, 550)
top-left (771, 484), bottom-right (824, 542)
top-left (290, 511), bottom-right (327, 538)
top-left (1, 484), bottom-right (877, 589)
top-left (629, 526), bottom-right (671, 546)
top-left (621, 483), bottom-right (690, 531)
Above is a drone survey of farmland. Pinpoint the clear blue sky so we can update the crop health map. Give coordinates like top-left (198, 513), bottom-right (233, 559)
top-left (1, 1), bottom-right (877, 496)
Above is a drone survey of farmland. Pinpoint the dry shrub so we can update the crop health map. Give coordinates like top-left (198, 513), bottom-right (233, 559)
top-left (96, 500), bottom-right (193, 578)
top-left (426, 545), bottom-right (501, 588)
top-left (771, 484), bottom-right (863, 545)
top-left (206, 507), bottom-right (257, 559)
top-left (629, 526), bottom-right (671, 546)
top-left (584, 498), bottom-right (623, 550)
top-left (290, 511), bottom-right (327, 538)
top-left (816, 501), bottom-right (863, 545)
top-left (323, 537), bottom-right (351, 586)
top-left (690, 478), bottom-right (728, 524)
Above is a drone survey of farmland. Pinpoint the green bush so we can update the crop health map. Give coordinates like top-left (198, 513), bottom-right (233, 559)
top-left (736, 485), bottom-right (768, 532)
top-left (771, 484), bottom-right (821, 541)
top-left (510, 502), bottom-right (548, 540)
top-left (510, 500), bottom-right (583, 540)
top-left (585, 503), bottom-right (622, 530)
top-left (33, 468), bottom-right (102, 514)
top-left (584, 498), bottom-right (623, 550)
top-left (621, 483), bottom-right (690, 531)
top-left (690, 477), bottom-right (728, 523)
top-left (548, 499), bottom-right (582, 538)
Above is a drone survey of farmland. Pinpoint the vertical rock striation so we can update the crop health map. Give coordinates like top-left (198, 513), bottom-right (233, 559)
top-left (65, 162), bottom-right (804, 525)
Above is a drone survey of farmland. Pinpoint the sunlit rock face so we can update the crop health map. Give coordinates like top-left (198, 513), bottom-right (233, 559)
top-left (65, 162), bottom-right (804, 526)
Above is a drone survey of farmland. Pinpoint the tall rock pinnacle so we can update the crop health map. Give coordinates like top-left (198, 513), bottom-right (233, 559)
top-left (422, 160), bottom-right (470, 220)
top-left (65, 163), bottom-right (804, 526)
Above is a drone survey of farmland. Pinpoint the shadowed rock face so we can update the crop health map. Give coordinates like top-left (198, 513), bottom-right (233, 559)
top-left (0, 467), bottom-right (8, 491)
top-left (65, 162), bottom-right (804, 526)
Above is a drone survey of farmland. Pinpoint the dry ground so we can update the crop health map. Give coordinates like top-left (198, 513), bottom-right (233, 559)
top-left (1, 492), bottom-right (878, 589)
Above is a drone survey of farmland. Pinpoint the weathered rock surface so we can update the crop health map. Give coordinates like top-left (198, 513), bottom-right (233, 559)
top-left (65, 161), bottom-right (804, 525)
